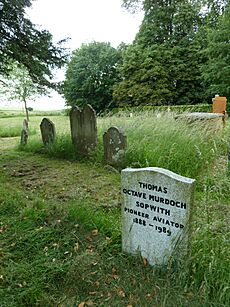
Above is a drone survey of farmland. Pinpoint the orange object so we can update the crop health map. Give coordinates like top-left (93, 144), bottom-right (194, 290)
top-left (212, 96), bottom-right (227, 114)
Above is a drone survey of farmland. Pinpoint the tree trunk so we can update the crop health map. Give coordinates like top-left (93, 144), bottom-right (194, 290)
top-left (23, 98), bottom-right (29, 122)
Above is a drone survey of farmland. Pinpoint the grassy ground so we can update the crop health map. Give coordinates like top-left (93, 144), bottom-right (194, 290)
top-left (0, 111), bottom-right (230, 306)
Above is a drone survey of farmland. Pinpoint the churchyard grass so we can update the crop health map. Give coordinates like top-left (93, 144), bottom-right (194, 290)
top-left (0, 111), bottom-right (229, 306)
top-left (0, 125), bottom-right (37, 138)
top-left (0, 125), bottom-right (23, 137)
top-left (13, 110), bottom-right (228, 189)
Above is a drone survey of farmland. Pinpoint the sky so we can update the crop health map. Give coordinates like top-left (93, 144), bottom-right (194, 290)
top-left (0, 0), bottom-right (143, 110)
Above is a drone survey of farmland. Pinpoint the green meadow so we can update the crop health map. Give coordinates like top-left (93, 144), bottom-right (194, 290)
top-left (0, 110), bottom-right (229, 306)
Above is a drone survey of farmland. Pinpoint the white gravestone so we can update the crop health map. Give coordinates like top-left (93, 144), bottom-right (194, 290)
top-left (121, 167), bottom-right (195, 266)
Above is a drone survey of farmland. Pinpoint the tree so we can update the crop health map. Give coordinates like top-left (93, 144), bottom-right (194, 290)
top-left (0, 0), bottom-right (68, 89)
top-left (202, 3), bottom-right (230, 100)
top-left (116, 0), bottom-right (230, 107)
top-left (113, 44), bottom-right (174, 106)
top-left (64, 42), bottom-right (122, 112)
top-left (0, 62), bottom-right (47, 120)
top-left (114, 0), bottom-right (206, 106)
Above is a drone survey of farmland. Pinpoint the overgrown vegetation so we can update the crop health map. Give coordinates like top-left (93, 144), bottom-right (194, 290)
top-left (0, 111), bottom-right (229, 306)
top-left (0, 125), bottom-right (36, 138)
top-left (0, 145), bottom-right (229, 306)
top-left (17, 111), bottom-right (228, 187)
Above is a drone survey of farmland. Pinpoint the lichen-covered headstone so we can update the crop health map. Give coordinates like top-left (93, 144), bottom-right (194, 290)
top-left (69, 104), bottom-right (97, 156)
top-left (121, 167), bottom-right (195, 266)
top-left (103, 126), bottom-right (127, 167)
top-left (40, 118), bottom-right (56, 146)
top-left (70, 106), bottom-right (81, 152)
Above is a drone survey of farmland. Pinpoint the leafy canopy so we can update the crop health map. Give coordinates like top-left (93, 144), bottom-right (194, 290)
top-left (202, 3), bottom-right (230, 99)
top-left (114, 0), bottom-right (207, 106)
top-left (0, 0), bottom-right (68, 89)
top-left (64, 42), bottom-right (122, 112)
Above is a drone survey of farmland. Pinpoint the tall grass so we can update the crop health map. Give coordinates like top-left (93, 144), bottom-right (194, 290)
top-left (18, 111), bottom-right (228, 184)
top-left (1, 111), bottom-right (229, 306)
top-left (100, 111), bottom-right (227, 178)
top-left (0, 126), bottom-right (37, 137)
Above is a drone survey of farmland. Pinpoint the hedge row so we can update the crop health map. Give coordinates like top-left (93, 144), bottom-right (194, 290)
top-left (111, 104), bottom-right (212, 114)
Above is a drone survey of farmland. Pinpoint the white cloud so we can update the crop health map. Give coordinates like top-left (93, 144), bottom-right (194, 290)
top-left (26, 0), bottom-right (143, 50)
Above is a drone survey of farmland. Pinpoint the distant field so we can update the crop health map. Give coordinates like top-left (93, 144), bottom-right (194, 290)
top-left (0, 114), bottom-right (68, 131)
top-left (0, 109), bottom-right (65, 118)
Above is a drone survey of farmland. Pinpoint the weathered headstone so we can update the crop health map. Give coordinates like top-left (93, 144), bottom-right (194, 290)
top-left (121, 167), bottom-right (195, 266)
top-left (40, 118), bottom-right (56, 146)
top-left (103, 126), bottom-right (127, 167)
top-left (69, 104), bottom-right (97, 156)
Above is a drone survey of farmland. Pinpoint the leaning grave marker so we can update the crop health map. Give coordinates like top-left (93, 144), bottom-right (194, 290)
top-left (121, 167), bottom-right (195, 266)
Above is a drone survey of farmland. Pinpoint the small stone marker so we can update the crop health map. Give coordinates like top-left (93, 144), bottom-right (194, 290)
top-left (40, 118), bottom-right (56, 146)
top-left (23, 119), bottom-right (29, 131)
top-left (20, 129), bottom-right (28, 146)
top-left (20, 119), bottom-right (29, 146)
top-left (69, 104), bottom-right (97, 156)
top-left (103, 126), bottom-right (127, 167)
top-left (121, 167), bottom-right (195, 266)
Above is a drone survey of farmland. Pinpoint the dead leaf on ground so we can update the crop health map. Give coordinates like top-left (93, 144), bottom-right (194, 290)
top-left (89, 291), bottom-right (97, 295)
top-left (91, 229), bottom-right (98, 236)
top-left (86, 248), bottom-right (95, 254)
top-left (105, 236), bottom-right (112, 244)
top-left (117, 288), bottom-right (126, 297)
top-left (0, 225), bottom-right (8, 233)
top-left (143, 257), bottom-right (148, 267)
top-left (74, 242), bottom-right (80, 252)
top-left (112, 274), bottom-right (120, 280)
